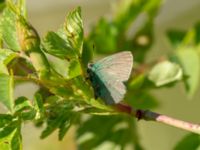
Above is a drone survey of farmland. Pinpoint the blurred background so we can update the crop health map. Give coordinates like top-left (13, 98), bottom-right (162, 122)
top-left (16, 0), bottom-right (200, 149)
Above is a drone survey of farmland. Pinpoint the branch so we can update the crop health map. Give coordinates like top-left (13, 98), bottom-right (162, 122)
top-left (115, 103), bottom-right (200, 135)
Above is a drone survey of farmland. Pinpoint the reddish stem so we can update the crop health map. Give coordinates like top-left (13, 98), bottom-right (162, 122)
top-left (115, 103), bottom-right (200, 135)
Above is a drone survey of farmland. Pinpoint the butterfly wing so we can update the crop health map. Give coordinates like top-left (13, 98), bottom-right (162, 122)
top-left (91, 51), bottom-right (133, 104)
top-left (97, 72), bottom-right (126, 104)
top-left (93, 51), bottom-right (133, 82)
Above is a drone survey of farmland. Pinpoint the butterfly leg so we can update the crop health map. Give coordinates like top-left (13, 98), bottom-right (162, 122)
top-left (94, 84), bottom-right (100, 99)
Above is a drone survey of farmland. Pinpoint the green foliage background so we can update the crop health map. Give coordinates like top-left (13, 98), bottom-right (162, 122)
top-left (0, 0), bottom-right (200, 150)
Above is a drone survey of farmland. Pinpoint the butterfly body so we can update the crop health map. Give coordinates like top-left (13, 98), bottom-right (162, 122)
top-left (87, 51), bottom-right (133, 104)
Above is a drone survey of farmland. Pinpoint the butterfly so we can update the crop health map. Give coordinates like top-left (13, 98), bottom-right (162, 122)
top-left (87, 51), bottom-right (133, 105)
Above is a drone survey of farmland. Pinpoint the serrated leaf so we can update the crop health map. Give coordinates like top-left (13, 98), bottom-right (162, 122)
top-left (14, 97), bottom-right (36, 120)
top-left (42, 31), bottom-right (75, 59)
top-left (0, 121), bottom-right (22, 150)
top-left (174, 133), bottom-right (200, 150)
top-left (0, 49), bottom-right (17, 64)
top-left (64, 7), bottom-right (83, 55)
top-left (41, 101), bottom-right (74, 139)
top-left (14, 97), bottom-right (32, 112)
top-left (0, 114), bottom-right (13, 128)
top-left (68, 59), bottom-right (82, 79)
top-left (176, 48), bottom-right (200, 96)
top-left (17, 0), bottom-right (27, 17)
top-left (167, 30), bottom-right (187, 48)
top-left (148, 60), bottom-right (183, 86)
top-left (0, 73), bottom-right (14, 112)
top-left (34, 92), bottom-right (45, 120)
top-left (0, 49), bottom-right (17, 74)
top-left (77, 115), bottom-right (141, 150)
top-left (58, 115), bottom-right (72, 140)
top-left (0, 8), bottom-right (20, 51)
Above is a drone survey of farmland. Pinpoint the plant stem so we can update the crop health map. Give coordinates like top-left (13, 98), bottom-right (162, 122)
top-left (115, 103), bottom-right (200, 135)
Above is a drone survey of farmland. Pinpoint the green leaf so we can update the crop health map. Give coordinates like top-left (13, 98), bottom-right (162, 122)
top-left (42, 31), bottom-right (75, 59)
top-left (0, 49), bottom-right (17, 74)
top-left (148, 60), bottom-right (183, 86)
top-left (64, 7), bottom-right (83, 55)
top-left (17, 0), bottom-right (27, 17)
top-left (0, 73), bottom-right (14, 112)
top-left (174, 133), bottom-right (200, 150)
top-left (176, 48), bottom-right (200, 96)
top-left (0, 0), bottom-right (5, 12)
top-left (194, 22), bottom-right (200, 45)
top-left (114, 0), bottom-right (161, 31)
top-left (41, 100), bottom-right (74, 139)
top-left (88, 18), bottom-right (118, 54)
top-left (14, 97), bottom-right (36, 120)
top-left (126, 91), bottom-right (159, 109)
top-left (128, 74), bottom-right (145, 90)
top-left (0, 114), bottom-right (13, 128)
top-left (58, 114), bottom-right (73, 141)
top-left (77, 115), bottom-right (142, 150)
top-left (0, 8), bottom-right (20, 51)
top-left (81, 41), bottom-right (93, 67)
top-left (68, 59), bottom-right (82, 79)
top-left (167, 30), bottom-right (187, 48)
top-left (0, 121), bottom-right (22, 150)
top-left (33, 92), bottom-right (45, 120)
top-left (0, 49), bottom-right (17, 64)
top-left (14, 97), bottom-right (32, 112)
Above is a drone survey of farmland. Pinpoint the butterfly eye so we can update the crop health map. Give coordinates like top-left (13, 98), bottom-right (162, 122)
top-left (88, 63), bottom-right (93, 68)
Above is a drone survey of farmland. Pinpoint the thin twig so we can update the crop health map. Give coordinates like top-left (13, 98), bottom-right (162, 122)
top-left (115, 103), bottom-right (200, 135)
top-left (14, 75), bottom-right (41, 85)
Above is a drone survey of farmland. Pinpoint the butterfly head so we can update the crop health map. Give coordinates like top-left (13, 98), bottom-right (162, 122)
top-left (87, 63), bottom-right (94, 69)
top-left (87, 63), bottom-right (94, 77)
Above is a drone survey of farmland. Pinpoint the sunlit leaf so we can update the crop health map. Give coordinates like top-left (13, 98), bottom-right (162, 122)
top-left (148, 60), bottom-right (183, 86)
top-left (0, 8), bottom-right (20, 51)
top-left (41, 100), bottom-right (74, 139)
top-left (0, 121), bottom-right (22, 150)
top-left (64, 7), bottom-right (83, 55)
top-left (0, 73), bottom-right (14, 112)
top-left (42, 31), bottom-right (75, 59)
top-left (176, 48), bottom-right (200, 96)
top-left (14, 96), bottom-right (35, 120)
top-left (68, 59), bottom-right (82, 79)
top-left (0, 114), bottom-right (13, 128)
top-left (14, 97), bottom-right (32, 112)
top-left (34, 92), bottom-right (45, 120)
top-left (0, 49), bottom-right (17, 74)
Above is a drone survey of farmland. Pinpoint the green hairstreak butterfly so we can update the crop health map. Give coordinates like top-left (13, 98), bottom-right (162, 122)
top-left (87, 51), bottom-right (133, 104)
